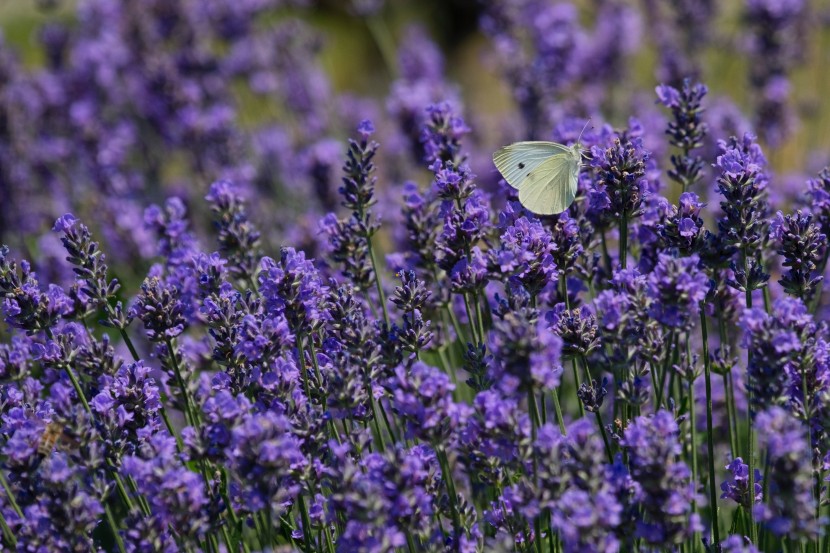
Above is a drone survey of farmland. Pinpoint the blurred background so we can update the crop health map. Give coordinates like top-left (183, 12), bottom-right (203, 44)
top-left (0, 0), bottom-right (829, 284)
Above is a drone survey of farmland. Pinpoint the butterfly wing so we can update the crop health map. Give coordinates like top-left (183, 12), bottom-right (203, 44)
top-left (492, 141), bottom-right (571, 189)
top-left (517, 152), bottom-right (579, 215)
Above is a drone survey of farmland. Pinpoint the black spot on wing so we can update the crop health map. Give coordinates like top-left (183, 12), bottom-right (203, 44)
top-left (518, 162), bottom-right (525, 169)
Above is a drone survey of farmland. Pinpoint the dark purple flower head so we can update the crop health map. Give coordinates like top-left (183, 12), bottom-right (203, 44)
top-left (490, 215), bottom-right (558, 298)
top-left (588, 132), bottom-right (650, 226)
top-left (229, 410), bottom-right (307, 514)
top-left (546, 303), bottom-right (600, 358)
top-left (124, 434), bottom-right (211, 538)
top-left (769, 210), bottom-right (826, 301)
top-left (258, 248), bottom-right (327, 335)
top-left (753, 407), bottom-right (819, 539)
top-left (388, 361), bottom-right (466, 445)
top-left (659, 192), bottom-right (709, 254)
top-left (621, 411), bottom-right (701, 544)
top-left (740, 297), bottom-right (814, 416)
top-left (720, 457), bottom-right (762, 508)
top-left (0, 246), bottom-right (71, 333)
top-left (205, 180), bottom-right (261, 282)
top-left (130, 276), bottom-right (186, 341)
top-left (420, 102), bottom-right (469, 165)
top-left (720, 535), bottom-right (761, 553)
top-left (460, 389), bottom-right (530, 481)
top-left (645, 253), bottom-right (709, 329)
top-left (656, 79), bottom-right (709, 190)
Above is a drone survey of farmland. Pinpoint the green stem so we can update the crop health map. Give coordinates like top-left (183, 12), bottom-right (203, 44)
top-left (600, 230), bottom-right (612, 275)
top-left (165, 338), bottom-right (198, 427)
top-left (295, 333), bottom-right (313, 401)
top-left (370, 394), bottom-right (386, 453)
top-left (297, 494), bottom-right (315, 553)
top-left (473, 290), bottom-right (487, 346)
top-left (437, 449), bottom-right (462, 537)
top-left (365, 16), bottom-right (398, 78)
top-left (367, 234), bottom-right (391, 328)
top-left (378, 399), bottom-right (399, 445)
top-left (619, 213), bottom-right (628, 269)
top-left (0, 465), bottom-right (23, 521)
top-left (656, 332), bottom-right (675, 410)
top-left (744, 252), bottom-right (758, 546)
top-left (700, 306), bottom-right (721, 547)
top-left (104, 503), bottom-right (127, 553)
top-left (594, 409), bottom-right (614, 464)
top-left (446, 303), bottom-right (468, 345)
top-left (571, 359), bottom-right (585, 419)
top-left (462, 293), bottom-right (480, 345)
top-left (0, 508), bottom-right (15, 548)
top-left (551, 388), bottom-right (567, 435)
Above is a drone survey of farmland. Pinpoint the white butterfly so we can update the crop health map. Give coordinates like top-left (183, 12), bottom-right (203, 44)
top-left (493, 140), bottom-right (584, 216)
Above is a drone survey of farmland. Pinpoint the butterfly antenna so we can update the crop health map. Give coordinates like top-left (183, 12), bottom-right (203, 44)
top-left (577, 118), bottom-right (591, 145)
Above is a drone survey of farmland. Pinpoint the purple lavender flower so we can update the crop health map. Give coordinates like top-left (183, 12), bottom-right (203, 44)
top-left (205, 180), bottom-right (261, 283)
top-left (740, 296), bottom-right (815, 416)
top-left (656, 80), bottom-right (708, 191)
top-left (720, 457), bottom-right (762, 508)
top-left (490, 214), bottom-right (558, 298)
top-left (745, 0), bottom-right (806, 145)
top-left (621, 410), bottom-right (701, 545)
top-left (130, 276), bottom-right (186, 341)
top-left (123, 434), bottom-right (212, 539)
top-left (587, 131), bottom-right (650, 233)
top-left (421, 102), bottom-right (470, 165)
top-left (645, 253), bottom-right (709, 329)
top-left (720, 535), bottom-right (761, 553)
top-left (659, 192), bottom-right (710, 255)
top-left (769, 210), bottom-right (826, 301)
top-left (753, 407), bottom-right (819, 539)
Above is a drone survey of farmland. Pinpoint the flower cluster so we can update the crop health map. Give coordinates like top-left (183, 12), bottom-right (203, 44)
top-left (0, 2), bottom-right (829, 552)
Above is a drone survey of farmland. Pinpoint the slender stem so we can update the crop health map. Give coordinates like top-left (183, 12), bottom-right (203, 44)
top-left (437, 449), bottom-right (462, 537)
top-left (462, 293), bottom-right (480, 345)
top-left (365, 16), bottom-right (398, 78)
top-left (446, 304), bottom-right (468, 345)
top-left (165, 338), bottom-right (198, 427)
top-left (295, 333), bottom-right (313, 401)
top-left (700, 306), bottom-right (721, 548)
top-left (571, 359), bottom-right (585, 419)
top-left (619, 213), bottom-right (628, 269)
top-left (0, 468), bottom-right (22, 521)
top-left (473, 290), bottom-right (487, 346)
top-left (551, 388), bottom-right (567, 435)
top-left (528, 388), bottom-right (541, 436)
top-left (297, 493), bottom-right (315, 553)
top-left (405, 529), bottom-right (418, 553)
top-left (744, 251), bottom-right (758, 545)
top-left (118, 328), bottom-right (141, 363)
top-left (104, 503), bottom-right (127, 553)
top-left (0, 508), bottom-right (15, 548)
top-left (600, 230), bottom-right (612, 275)
top-left (689, 376), bottom-right (699, 513)
top-left (594, 409), bottom-right (613, 464)
top-left (378, 399), bottom-right (399, 444)
top-left (369, 394), bottom-right (386, 453)
top-left (656, 332), bottom-right (675, 410)
top-left (367, 234), bottom-right (391, 328)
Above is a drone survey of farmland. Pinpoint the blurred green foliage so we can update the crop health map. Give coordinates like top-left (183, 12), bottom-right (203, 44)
top-left (2, 0), bottom-right (830, 174)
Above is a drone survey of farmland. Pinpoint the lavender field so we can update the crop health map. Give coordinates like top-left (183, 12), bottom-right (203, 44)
top-left (1, 0), bottom-right (829, 551)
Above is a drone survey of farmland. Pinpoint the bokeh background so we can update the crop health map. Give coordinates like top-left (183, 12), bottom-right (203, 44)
top-left (1, 0), bottom-right (829, 284)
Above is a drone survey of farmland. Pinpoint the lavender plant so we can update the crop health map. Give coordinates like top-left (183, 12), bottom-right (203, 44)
top-left (1, 2), bottom-right (830, 552)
